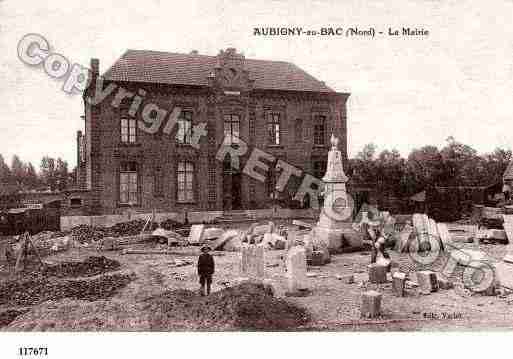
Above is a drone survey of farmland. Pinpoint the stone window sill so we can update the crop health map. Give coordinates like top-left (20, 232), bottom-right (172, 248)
top-left (117, 203), bottom-right (140, 207)
top-left (118, 143), bottom-right (142, 148)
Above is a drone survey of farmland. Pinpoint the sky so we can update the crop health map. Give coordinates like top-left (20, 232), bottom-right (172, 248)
top-left (1, 0), bottom-right (512, 170)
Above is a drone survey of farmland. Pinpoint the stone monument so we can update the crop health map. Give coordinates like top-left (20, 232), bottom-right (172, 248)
top-left (286, 246), bottom-right (308, 293)
top-left (311, 134), bottom-right (363, 252)
top-left (240, 243), bottom-right (265, 280)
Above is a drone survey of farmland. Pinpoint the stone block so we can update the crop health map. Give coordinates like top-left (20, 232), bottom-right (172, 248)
top-left (310, 250), bottom-right (324, 266)
top-left (188, 224), bottom-right (205, 244)
top-left (437, 276), bottom-right (454, 290)
top-left (417, 270), bottom-right (438, 294)
top-left (361, 290), bottom-right (382, 318)
top-left (240, 244), bottom-right (265, 279)
top-left (286, 246), bottom-right (308, 293)
top-left (392, 272), bottom-right (406, 297)
top-left (368, 263), bottom-right (387, 284)
top-left (202, 227), bottom-right (223, 240)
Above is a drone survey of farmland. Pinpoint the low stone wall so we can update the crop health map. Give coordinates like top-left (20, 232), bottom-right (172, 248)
top-left (60, 212), bottom-right (183, 231)
top-left (60, 208), bottom-right (319, 231)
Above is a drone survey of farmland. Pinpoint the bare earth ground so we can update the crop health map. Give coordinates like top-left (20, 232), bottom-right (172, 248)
top-left (1, 225), bottom-right (513, 331)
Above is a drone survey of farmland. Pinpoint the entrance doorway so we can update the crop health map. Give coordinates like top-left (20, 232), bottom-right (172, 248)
top-left (223, 160), bottom-right (242, 211)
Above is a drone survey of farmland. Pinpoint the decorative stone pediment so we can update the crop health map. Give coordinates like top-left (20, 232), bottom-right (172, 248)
top-left (208, 48), bottom-right (254, 93)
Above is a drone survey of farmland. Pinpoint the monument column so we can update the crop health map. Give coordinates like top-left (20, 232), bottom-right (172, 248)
top-left (313, 134), bottom-right (363, 251)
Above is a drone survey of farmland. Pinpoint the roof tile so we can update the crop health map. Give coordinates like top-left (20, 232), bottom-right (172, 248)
top-left (103, 50), bottom-right (334, 93)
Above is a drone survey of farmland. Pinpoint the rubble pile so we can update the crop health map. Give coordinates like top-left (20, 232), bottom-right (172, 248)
top-left (69, 225), bottom-right (105, 243)
top-left (143, 282), bottom-right (310, 330)
top-left (159, 219), bottom-right (184, 231)
top-left (42, 256), bottom-right (121, 278)
top-left (0, 273), bottom-right (134, 306)
top-left (107, 220), bottom-right (159, 237)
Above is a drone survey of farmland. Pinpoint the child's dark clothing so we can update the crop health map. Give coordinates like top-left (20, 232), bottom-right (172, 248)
top-left (197, 252), bottom-right (215, 295)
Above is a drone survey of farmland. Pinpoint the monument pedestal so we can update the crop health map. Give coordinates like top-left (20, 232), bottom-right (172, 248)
top-left (309, 134), bottom-right (364, 252)
top-left (313, 223), bottom-right (363, 252)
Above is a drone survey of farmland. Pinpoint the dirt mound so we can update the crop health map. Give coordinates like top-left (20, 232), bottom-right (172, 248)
top-left (0, 273), bottom-right (134, 306)
top-left (43, 256), bottom-right (121, 278)
top-left (4, 299), bottom-right (147, 331)
top-left (143, 282), bottom-right (310, 331)
top-left (0, 309), bottom-right (28, 328)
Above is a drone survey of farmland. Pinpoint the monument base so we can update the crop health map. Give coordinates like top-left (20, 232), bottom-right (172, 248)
top-left (313, 223), bottom-right (363, 252)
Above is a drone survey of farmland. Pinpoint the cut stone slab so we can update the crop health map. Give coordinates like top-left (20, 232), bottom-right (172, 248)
top-left (310, 250), bottom-right (324, 266)
top-left (494, 262), bottom-right (513, 290)
top-left (450, 249), bottom-right (489, 267)
top-left (292, 220), bottom-right (313, 229)
top-left (361, 290), bottom-right (382, 318)
top-left (202, 227), bottom-right (224, 240)
top-left (286, 246), bottom-right (308, 293)
top-left (211, 229), bottom-right (239, 250)
top-left (240, 243), bottom-right (265, 280)
top-left (503, 215), bottom-right (513, 244)
top-left (188, 224), bottom-right (205, 244)
top-left (392, 272), bottom-right (406, 297)
top-left (437, 222), bottom-right (451, 248)
top-left (417, 270), bottom-right (439, 294)
top-left (368, 263), bottom-right (387, 284)
top-left (437, 275), bottom-right (454, 290)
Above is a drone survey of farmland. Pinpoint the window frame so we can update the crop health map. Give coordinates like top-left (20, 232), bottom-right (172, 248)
top-left (121, 118), bottom-right (137, 144)
top-left (177, 160), bottom-right (195, 203)
top-left (313, 114), bottom-right (326, 146)
top-left (119, 162), bottom-right (139, 205)
top-left (267, 112), bottom-right (281, 146)
top-left (176, 110), bottom-right (193, 145)
top-left (223, 114), bottom-right (240, 146)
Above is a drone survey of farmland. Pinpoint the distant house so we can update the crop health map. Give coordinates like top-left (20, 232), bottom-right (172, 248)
top-left (503, 161), bottom-right (513, 185)
top-left (0, 183), bottom-right (21, 210)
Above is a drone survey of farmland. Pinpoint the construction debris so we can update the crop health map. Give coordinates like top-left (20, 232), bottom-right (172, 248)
top-left (0, 272), bottom-right (134, 306)
top-left (392, 272), bottom-right (406, 297)
top-left (417, 271), bottom-right (439, 294)
top-left (42, 256), bottom-right (121, 278)
top-left (361, 290), bottom-right (382, 318)
top-left (368, 263), bottom-right (387, 284)
top-left (437, 275), bottom-right (454, 290)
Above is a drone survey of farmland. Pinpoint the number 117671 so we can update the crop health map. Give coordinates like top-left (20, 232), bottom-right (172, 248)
top-left (19, 347), bottom-right (48, 356)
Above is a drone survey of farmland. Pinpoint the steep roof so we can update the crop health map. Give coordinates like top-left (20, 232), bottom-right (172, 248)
top-left (504, 161), bottom-right (513, 180)
top-left (103, 49), bottom-right (335, 93)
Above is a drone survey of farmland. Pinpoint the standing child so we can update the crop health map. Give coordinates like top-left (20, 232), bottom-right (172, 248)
top-left (197, 246), bottom-right (215, 296)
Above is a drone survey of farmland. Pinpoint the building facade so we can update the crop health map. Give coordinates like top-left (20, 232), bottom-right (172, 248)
top-left (76, 48), bottom-right (349, 215)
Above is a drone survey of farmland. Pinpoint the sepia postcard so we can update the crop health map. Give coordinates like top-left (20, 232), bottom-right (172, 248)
top-left (1, 0), bottom-right (513, 358)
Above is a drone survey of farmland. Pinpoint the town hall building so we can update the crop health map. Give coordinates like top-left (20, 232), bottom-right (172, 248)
top-left (75, 48), bottom-right (350, 216)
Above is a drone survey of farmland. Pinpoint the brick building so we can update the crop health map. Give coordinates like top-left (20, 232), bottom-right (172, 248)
top-left (76, 48), bottom-right (349, 215)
